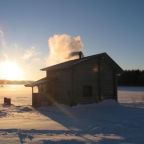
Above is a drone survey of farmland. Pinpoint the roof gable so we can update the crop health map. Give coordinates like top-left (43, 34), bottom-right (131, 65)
top-left (41, 53), bottom-right (123, 74)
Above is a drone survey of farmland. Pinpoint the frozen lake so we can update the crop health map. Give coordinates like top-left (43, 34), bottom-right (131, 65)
top-left (0, 85), bottom-right (144, 106)
top-left (0, 85), bottom-right (32, 106)
top-left (118, 86), bottom-right (144, 103)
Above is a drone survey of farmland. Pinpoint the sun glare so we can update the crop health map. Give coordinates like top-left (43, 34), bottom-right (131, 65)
top-left (0, 61), bottom-right (23, 80)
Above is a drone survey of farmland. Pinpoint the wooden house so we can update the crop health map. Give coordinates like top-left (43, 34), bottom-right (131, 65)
top-left (25, 52), bottom-right (123, 107)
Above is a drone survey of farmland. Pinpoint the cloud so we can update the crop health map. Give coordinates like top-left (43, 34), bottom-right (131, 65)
top-left (47, 34), bottom-right (83, 65)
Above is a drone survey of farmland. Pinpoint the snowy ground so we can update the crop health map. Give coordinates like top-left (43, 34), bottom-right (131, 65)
top-left (0, 86), bottom-right (144, 144)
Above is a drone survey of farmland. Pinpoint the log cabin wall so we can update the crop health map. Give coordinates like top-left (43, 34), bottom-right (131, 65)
top-left (72, 58), bottom-right (99, 104)
top-left (100, 58), bottom-right (115, 100)
top-left (39, 69), bottom-right (72, 105)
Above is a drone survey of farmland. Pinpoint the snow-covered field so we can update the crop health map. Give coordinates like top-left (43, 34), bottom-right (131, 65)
top-left (0, 85), bottom-right (144, 144)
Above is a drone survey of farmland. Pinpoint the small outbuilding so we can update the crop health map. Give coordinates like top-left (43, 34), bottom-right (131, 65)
top-left (25, 52), bottom-right (123, 107)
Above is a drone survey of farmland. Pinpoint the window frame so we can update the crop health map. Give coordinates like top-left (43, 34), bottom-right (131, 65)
top-left (83, 85), bottom-right (93, 97)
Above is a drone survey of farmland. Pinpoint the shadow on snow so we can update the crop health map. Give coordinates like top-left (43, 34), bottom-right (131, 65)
top-left (35, 101), bottom-right (144, 144)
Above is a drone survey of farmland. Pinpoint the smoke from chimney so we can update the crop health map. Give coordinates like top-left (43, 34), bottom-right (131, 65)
top-left (47, 34), bottom-right (83, 65)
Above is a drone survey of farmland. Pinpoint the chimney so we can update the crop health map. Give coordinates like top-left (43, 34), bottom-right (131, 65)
top-left (69, 51), bottom-right (84, 59)
top-left (78, 51), bottom-right (84, 59)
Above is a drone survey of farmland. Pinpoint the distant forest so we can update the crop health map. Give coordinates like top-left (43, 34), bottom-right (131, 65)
top-left (118, 70), bottom-right (144, 86)
top-left (0, 80), bottom-right (33, 85)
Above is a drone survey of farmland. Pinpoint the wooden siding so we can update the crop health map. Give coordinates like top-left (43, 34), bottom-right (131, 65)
top-left (32, 93), bottom-right (41, 107)
top-left (39, 69), bottom-right (72, 105)
top-left (72, 58), bottom-right (99, 104)
top-left (100, 57), bottom-right (115, 100)
top-left (72, 57), bottom-right (116, 104)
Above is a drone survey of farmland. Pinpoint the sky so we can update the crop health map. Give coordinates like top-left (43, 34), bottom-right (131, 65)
top-left (0, 0), bottom-right (144, 80)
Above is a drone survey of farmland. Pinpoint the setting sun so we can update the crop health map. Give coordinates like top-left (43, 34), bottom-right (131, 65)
top-left (0, 61), bottom-right (23, 80)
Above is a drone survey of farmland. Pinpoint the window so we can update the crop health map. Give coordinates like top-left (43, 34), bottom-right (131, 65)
top-left (33, 86), bottom-right (39, 93)
top-left (83, 85), bottom-right (93, 97)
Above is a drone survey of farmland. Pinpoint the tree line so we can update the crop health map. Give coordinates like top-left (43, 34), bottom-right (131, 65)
top-left (0, 80), bottom-right (34, 85)
top-left (118, 70), bottom-right (144, 86)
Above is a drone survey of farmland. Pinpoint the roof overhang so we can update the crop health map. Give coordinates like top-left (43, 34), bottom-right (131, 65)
top-left (25, 78), bottom-right (48, 87)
